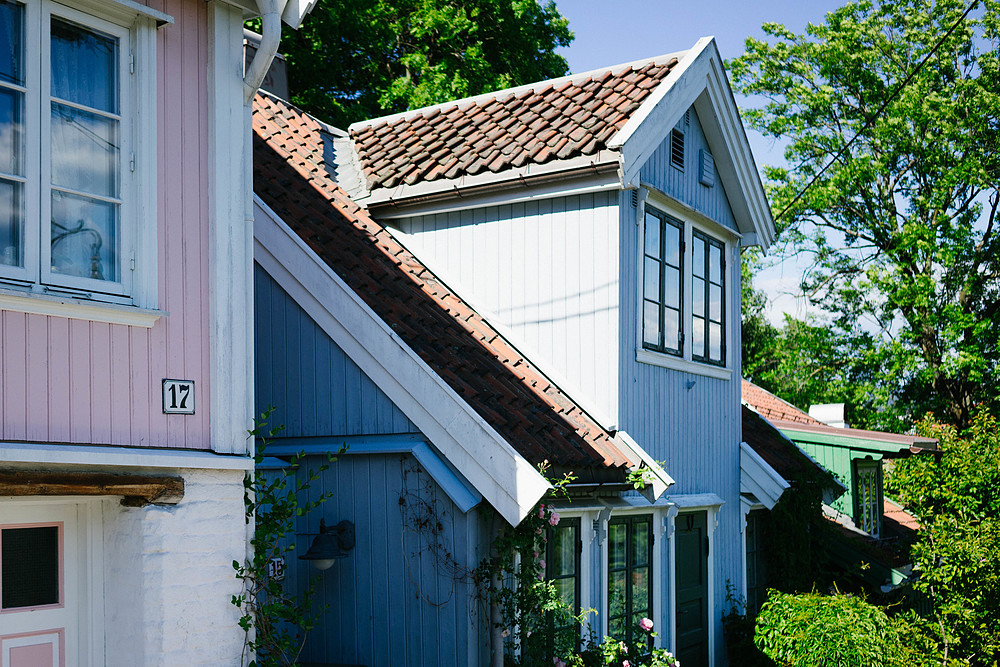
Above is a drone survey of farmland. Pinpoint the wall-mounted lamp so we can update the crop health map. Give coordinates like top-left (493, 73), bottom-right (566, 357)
top-left (299, 519), bottom-right (355, 570)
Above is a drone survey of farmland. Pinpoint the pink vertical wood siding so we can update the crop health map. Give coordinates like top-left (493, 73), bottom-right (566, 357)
top-left (0, 0), bottom-right (213, 449)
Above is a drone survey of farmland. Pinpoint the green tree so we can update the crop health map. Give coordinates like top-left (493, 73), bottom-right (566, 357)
top-left (885, 410), bottom-right (1000, 665)
top-left (730, 0), bottom-right (1000, 427)
top-left (276, 0), bottom-right (573, 128)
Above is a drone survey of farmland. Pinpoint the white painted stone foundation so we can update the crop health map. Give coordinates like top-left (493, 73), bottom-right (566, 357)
top-left (103, 468), bottom-right (248, 667)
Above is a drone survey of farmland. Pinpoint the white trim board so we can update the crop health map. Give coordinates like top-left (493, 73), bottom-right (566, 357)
top-left (0, 442), bottom-right (253, 470)
top-left (740, 441), bottom-right (790, 510)
top-left (253, 196), bottom-right (551, 525)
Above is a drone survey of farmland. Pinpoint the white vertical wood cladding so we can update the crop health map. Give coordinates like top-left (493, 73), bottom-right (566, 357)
top-left (396, 192), bottom-right (621, 422)
top-left (254, 264), bottom-right (418, 437)
top-left (290, 453), bottom-right (482, 667)
top-left (640, 107), bottom-right (739, 231)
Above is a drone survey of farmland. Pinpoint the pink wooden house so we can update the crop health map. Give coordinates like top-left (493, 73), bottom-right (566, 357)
top-left (0, 0), bottom-right (314, 663)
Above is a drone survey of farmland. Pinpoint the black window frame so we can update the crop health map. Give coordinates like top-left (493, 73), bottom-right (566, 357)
top-left (642, 208), bottom-right (684, 356)
top-left (607, 514), bottom-right (654, 647)
top-left (690, 228), bottom-right (726, 366)
top-left (544, 517), bottom-right (582, 653)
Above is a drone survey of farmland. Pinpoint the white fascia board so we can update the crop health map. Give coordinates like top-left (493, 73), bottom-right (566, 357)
top-left (362, 150), bottom-right (621, 213)
top-left (609, 37), bottom-right (776, 251)
top-left (0, 442), bottom-right (253, 471)
top-left (739, 441), bottom-right (790, 510)
top-left (253, 197), bottom-right (550, 525)
top-left (613, 431), bottom-right (674, 502)
top-left (279, 0), bottom-right (318, 28)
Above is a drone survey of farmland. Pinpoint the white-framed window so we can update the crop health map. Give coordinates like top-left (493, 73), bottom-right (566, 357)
top-left (854, 458), bottom-right (882, 538)
top-left (0, 0), bottom-right (159, 311)
top-left (638, 191), bottom-right (733, 376)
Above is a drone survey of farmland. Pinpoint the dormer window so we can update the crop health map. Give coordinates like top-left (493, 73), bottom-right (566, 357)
top-left (638, 194), bottom-right (733, 376)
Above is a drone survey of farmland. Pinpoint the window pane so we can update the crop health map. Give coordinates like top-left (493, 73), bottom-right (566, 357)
top-left (608, 569), bottom-right (626, 619)
top-left (0, 86), bottom-right (21, 175)
top-left (692, 316), bottom-right (705, 357)
top-left (642, 300), bottom-right (660, 348)
top-left (692, 276), bottom-right (705, 317)
top-left (709, 322), bottom-right (722, 361)
top-left (664, 266), bottom-right (680, 310)
top-left (692, 235), bottom-right (705, 278)
top-left (710, 241), bottom-right (723, 284)
top-left (0, 0), bottom-right (23, 86)
top-left (632, 522), bottom-right (650, 567)
top-left (631, 567), bottom-right (649, 612)
top-left (664, 307), bottom-right (679, 351)
top-left (2, 526), bottom-right (59, 609)
top-left (643, 257), bottom-right (660, 302)
top-left (51, 190), bottom-right (118, 281)
top-left (609, 523), bottom-right (626, 569)
top-left (51, 103), bottom-right (119, 197)
top-left (554, 577), bottom-right (576, 609)
top-left (709, 284), bottom-right (722, 322)
top-left (552, 525), bottom-right (576, 577)
top-left (0, 176), bottom-right (21, 266)
top-left (664, 218), bottom-right (681, 267)
top-left (644, 213), bottom-right (660, 258)
top-left (608, 616), bottom-right (624, 642)
top-left (51, 17), bottom-right (118, 113)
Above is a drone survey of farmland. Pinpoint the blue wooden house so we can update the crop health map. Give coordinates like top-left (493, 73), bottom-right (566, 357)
top-left (252, 37), bottom-right (775, 666)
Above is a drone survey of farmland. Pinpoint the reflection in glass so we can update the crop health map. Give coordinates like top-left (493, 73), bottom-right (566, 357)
top-left (644, 213), bottom-right (659, 257)
top-left (692, 317), bottom-right (705, 356)
top-left (553, 527), bottom-right (574, 577)
top-left (664, 218), bottom-right (681, 267)
top-left (50, 17), bottom-right (118, 113)
top-left (643, 301), bottom-right (659, 347)
top-left (710, 243), bottom-right (722, 284)
top-left (633, 523), bottom-right (650, 566)
top-left (665, 266), bottom-right (679, 308)
top-left (644, 257), bottom-right (659, 301)
top-left (692, 276), bottom-right (705, 317)
top-left (632, 567), bottom-right (649, 611)
top-left (710, 284), bottom-right (722, 322)
top-left (710, 323), bottom-right (722, 361)
top-left (0, 0), bottom-right (23, 86)
top-left (609, 523), bottom-right (626, 569)
top-left (608, 570), bottom-right (626, 618)
top-left (693, 235), bottom-right (705, 277)
top-left (1, 82), bottom-right (21, 175)
top-left (51, 190), bottom-right (117, 281)
top-left (0, 177), bottom-right (21, 266)
top-left (51, 103), bottom-right (119, 197)
top-left (664, 308), bottom-right (679, 350)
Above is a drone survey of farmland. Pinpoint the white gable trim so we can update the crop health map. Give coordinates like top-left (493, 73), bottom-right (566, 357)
top-left (253, 196), bottom-right (550, 525)
top-left (740, 440), bottom-right (790, 509)
top-left (609, 37), bottom-right (776, 250)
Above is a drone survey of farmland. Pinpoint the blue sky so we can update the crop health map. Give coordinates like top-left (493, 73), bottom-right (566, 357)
top-left (555, 0), bottom-right (847, 322)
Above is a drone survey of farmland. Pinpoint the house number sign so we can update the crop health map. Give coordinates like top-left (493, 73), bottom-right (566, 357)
top-left (162, 379), bottom-right (195, 414)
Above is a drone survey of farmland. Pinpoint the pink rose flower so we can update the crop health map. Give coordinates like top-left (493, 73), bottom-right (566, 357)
top-left (548, 512), bottom-right (560, 526)
top-left (553, 659), bottom-right (566, 667)
top-left (539, 559), bottom-right (546, 570)
top-left (639, 617), bottom-right (653, 631)
top-left (622, 661), bottom-right (630, 667)
top-left (501, 628), bottom-right (510, 638)
top-left (539, 506), bottom-right (546, 519)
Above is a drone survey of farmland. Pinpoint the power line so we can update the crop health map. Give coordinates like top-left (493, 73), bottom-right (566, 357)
top-left (774, 0), bottom-right (982, 223)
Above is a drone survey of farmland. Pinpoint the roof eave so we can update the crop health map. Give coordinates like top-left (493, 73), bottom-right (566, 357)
top-left (609, 37), bottom-right (776, 251)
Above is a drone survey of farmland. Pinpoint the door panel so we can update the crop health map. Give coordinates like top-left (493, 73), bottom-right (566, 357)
top-left (0, 504), bottom-right (80, 667)
top-left (674, 511), bottom-right (708, 667)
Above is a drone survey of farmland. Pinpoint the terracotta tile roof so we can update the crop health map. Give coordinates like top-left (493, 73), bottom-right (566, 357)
top-left (741, 379), bottom-right (824, 426)
top-left (884, 497), bottom-right (921, 532)
top-left (253, 92), bottom-right (636, 477)
top-left (349, 56), bottom-right (680, 190)
top-left (742, 406), bottom-right (838, 487)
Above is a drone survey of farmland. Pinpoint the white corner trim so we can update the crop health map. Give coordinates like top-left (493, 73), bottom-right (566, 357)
top-left (740, 441), bottom-right (790, 510)
top-left (0, 441), bottom-right (254, 470)
top-left (253, 196), bottom-right (550, 525)
top-left (0, 289), bottom-right (164, 327)
top-left (613, 431), bottom-right (674, 501)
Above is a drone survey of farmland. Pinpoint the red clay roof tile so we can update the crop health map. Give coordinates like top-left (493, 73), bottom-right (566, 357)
top-left (254, 93), bottom-right (636, 477)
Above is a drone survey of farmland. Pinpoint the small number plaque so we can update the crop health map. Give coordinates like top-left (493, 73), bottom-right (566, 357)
top-left (162, 379), bottom-right (195, 414)
top-left (267, 556), bottom-right (286, 582)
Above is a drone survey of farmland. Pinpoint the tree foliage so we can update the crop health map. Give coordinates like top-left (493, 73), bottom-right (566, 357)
top-left (731, 0), bottom-right (1000, 427)
top-left (885, 410), bottom-right (1000, 664)
top-left (276, 0), bottom-right (573, 128)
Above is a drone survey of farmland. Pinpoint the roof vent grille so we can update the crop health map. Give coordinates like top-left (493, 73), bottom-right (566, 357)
top-left (699, 150), bottom-right (715, 187)
top-left (670, 129), bottom-right (684, 170)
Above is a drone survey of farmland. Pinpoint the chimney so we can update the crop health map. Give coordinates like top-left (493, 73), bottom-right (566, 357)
top-left (243, 29), bottom-right (289, 99)
top-left (808, 403), bottom-right (847, 428)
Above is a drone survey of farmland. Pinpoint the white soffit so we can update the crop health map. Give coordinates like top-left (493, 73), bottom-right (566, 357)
top-left (253, 196), bottom-right (550, 525)
top-left (609, 37), bottom-right (776, 250)
top-left (740, 441), bottom-right (790, 510)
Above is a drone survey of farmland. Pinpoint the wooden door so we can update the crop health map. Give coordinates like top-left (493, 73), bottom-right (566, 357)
top-left (0, 503), bottom-right (81, 667)
top-left (675, 511), bottom-right (708, 667)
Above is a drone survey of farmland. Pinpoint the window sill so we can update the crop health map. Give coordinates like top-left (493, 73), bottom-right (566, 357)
top-left (635, 348), bottom-right (732, 380)
top-left (0, 287), bottom-right (164, 328)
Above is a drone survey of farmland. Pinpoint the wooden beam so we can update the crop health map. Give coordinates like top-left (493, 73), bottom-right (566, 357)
top-left (0, 470), bottom-right (185, 506)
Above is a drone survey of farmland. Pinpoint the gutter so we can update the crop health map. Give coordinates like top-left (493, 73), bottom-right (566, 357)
top-left (243, 0), bottom-right (287, 103)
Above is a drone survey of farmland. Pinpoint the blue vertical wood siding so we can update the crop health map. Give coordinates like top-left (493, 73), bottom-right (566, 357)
top-left (640, 108), bottom-right (738, 231)
top-left (254, 264), bottom-right (419, 438)
top-left (286, 453), bottom-right (485, 667)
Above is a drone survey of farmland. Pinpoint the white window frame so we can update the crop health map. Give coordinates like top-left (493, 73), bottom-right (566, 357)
top-left (636, 187), bottom-right (737, 380)
top-left (0, 0), bottom-right (162, 325)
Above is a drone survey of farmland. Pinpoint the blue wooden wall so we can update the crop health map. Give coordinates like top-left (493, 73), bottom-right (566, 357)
top-left (640, 108), bottom-right (738, 231)
top-left (288, 453), bottom-right (485, 667)
top-left (254, 264), bottom-right (419, 437)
